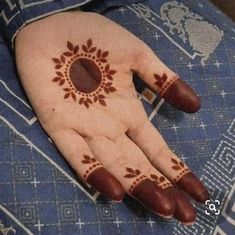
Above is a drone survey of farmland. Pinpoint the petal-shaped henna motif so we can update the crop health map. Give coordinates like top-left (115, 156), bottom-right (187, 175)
top-left (63, 52), bottom-right (73, 57)
top-left (102, 51), bottom-right (109, 57)
top-left (53, 77), bottom-right (61, 82)
top-left (73, 45), bottom-right (79, 54)
top-left (55, 64), bottom-right (62, 69)
top-left (51, 39), bottom-right (117, 108)
top-left (87, 39), bottom-right (92, 48)
top-left (52, 58), bottom-right (61, 63)
top-left (67, 41), bottom-right (74, 51)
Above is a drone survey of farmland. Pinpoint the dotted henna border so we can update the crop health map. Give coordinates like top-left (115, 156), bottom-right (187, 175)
top-left (159, 75), bottom-right (178, 97)
top-left (128, 175), bottom-right (148, 193)
top-left (172, 168), bottom-right (190, 183)
top-left (64, 54), bottom-right (107, 98)
top-left (158, 181), bottom-right (172, 190)
top-left (83, 162), bottom-right (102, 180)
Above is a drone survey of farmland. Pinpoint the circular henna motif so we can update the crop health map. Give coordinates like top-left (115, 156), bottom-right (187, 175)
top-left (69, 58), bottom-right (102, 93)
top-left (52, 39), bottom-right (117, 108)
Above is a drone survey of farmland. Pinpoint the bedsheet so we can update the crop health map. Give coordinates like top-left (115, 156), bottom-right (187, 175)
top-left (0, 0), bottom-right (235, 234)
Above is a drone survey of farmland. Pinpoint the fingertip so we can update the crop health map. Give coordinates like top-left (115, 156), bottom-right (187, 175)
top-left (162, 78), bottom-right (201, 113)
top-left (87, 167), bottom-right (125, 201)
top-left (166, 187), bottom-right (196, 225)
top-left (176, 172), bottom-right (209, 203)
top-left (197, 189), bottom-right (210, 203)
top-left (132, 179), bottom-right (175, 218)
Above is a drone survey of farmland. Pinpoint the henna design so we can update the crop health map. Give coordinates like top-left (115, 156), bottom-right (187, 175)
top-left (154, 73), bottom-right (167, 88)
top-left (52, 39), bottom-right (117, 108)
top-left (150, 174), bottom-right (172, 189)
top-left (81, 155), bottom-right (102, 179)
top-left (153, 73), bottom-right (178, 96)
top-left (170, 158), bottom-right (190, 183)
top-left (124, 167), bottom-right (147, 193)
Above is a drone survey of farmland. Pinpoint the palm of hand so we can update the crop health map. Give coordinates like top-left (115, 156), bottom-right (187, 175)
top-left (15, 12), bottom-right (209, 225)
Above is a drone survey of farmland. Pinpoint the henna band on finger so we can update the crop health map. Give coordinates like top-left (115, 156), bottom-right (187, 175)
top-left (153, 73), bottom-right (201, 113)
top-left (124, 166), bottom-right (175, 217)
top-left (81, 155), bottom-right (124, 201)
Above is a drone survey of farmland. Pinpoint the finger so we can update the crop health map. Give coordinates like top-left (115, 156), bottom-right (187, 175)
top-left (128, 121), bottom-right (209, 203)
top-left (131, 46), bottom-right (200, 113)
top-left (50, 129), bottom-right (124, 201)
top-left (86, 135), bottom-right (175, 218)
top-left (148, 172), bottom-right (196, 224)
top-left (165, 188), bottom-right (196, 225)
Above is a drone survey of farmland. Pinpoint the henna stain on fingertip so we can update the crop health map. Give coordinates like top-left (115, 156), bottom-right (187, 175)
top-left (87, 167), bottom-right (124, 201)
top-left (52, 39), bottom-right (117, 108)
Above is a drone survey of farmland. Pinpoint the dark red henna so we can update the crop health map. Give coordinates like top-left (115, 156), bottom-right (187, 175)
top-left (52, 39), bottom-right (117, 108)
top-left (124, 167), bottom-right (148, 193)
top-left (132, 178), bottom-right (175, 217)
top-left (154, 73), bottom-right (168, 88)
top-left (153, 73), bottom-right (177, 96)
top-left (170, 158), bottom-right (190, 183)
top-left (70, 58), bottom-right (102, 93)
top-left (176, 172), bottom-right (209, 203)
top-left (162, 78), bottom-right (201, 113)
top-left (165, 187), bottom-right (196, 225)
top-left (81, 155), bottom-right (102, 179)
top-left (87, 167), bottom-right (124, 201)
top-left (150, 174), bottom-right (172, 189)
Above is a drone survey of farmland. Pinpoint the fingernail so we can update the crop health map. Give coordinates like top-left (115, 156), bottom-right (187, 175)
top-left (132, 178), bottom-right (175, 218)
top-left (176, 172), bottom-right (209, 203)
top-left (166, 187), bottom-right (196, 224)
top-left (162, 79), bottom-right (201, 113)
top-left (87, 167), bottom-right (125, 201)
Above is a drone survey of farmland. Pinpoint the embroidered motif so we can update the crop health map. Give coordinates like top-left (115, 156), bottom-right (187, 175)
top-left (128, 2), bottom-right (224, 65)
top-left (52, 39), bottom-right (117, 108)
top-left (0, 220), bottom-right (16, 235)
top-left (160, 1), bottom-right (224, 65)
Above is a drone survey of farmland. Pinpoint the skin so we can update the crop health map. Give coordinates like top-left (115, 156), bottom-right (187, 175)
top-left (15, 11), bottom-right (209, 225)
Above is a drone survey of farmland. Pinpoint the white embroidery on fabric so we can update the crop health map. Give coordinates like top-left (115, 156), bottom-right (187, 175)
top-left (160, 1), bottom-right (224, 65)
top-left (128, 2), bottom-right (224, 66)
top-left (0, 220), bottom-right (16, 235)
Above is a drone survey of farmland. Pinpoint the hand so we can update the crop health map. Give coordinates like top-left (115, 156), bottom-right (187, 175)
top-left (15, 11), bottom-right (209, 225)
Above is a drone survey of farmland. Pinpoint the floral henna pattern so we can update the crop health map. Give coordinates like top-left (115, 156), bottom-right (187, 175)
top-left (124, 167), bottom-right (147, 193)
top-left (170, 158), bottom-right (190, 183)
top-left (52, 39), bottom-right (117, 108)
top-left (81, 155), bottom-right (102, 180)
top-left (150, 174), bottom-right (172, 189)
top-left (153, 73), bottom-right (178, 96)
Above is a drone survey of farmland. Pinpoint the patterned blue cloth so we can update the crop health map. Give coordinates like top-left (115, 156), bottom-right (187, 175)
top-left (0, 0), bottom-right (235, 235)
top-left (0, 0), bottom-right (143, 47)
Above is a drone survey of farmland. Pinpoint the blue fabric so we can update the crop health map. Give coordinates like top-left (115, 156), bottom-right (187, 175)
top-left (0, 0), bottom-right (235, 235)
top-left (0, 0), bottom-right (143, 47)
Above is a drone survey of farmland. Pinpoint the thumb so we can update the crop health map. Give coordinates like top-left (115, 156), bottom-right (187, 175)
top-left (131, 46), bottom-right (200, 113)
